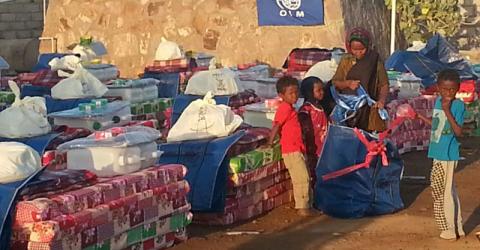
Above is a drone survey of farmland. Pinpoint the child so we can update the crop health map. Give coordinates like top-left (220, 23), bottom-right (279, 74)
top-left (267, 76), bottom-right (315, 216)
top-left (298, 77), bottom-right (329, 188)
top-left (416, 69), bottom-right (465, 240)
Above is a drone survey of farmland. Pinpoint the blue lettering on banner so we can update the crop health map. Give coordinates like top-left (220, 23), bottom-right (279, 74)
top-left (257, 0), bottom-right (324, 26)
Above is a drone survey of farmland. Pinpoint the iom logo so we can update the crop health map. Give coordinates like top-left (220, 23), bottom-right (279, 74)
top-left (276, 0), bottom-right (305, 17)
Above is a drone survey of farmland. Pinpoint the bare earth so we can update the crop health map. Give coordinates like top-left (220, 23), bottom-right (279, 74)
top-left (172, 137), bottom-right (480, 250)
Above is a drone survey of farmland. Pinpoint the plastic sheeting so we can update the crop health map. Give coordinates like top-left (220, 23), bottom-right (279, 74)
top-left (49, 101), bottom-right (129, 119)
top-left (58, 126), bottom-right (160, 150)
top-left (142, 72), bottom-right (180, 98)
top-left (385, 34), bottom-right (477, 87)
top-left (159, 131), bottom-right (244, 212)
top-left (315, 125), bottom-right (404, 218)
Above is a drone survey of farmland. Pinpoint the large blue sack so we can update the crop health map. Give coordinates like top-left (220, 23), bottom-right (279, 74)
top-left (142, 72), bottom-right (180, 98)
top-left (0, 168), bottom-right (46, 250)
top-left (315, 125), bottom-right (404, 218)
top-left (158, 131), bottom-right (244, 212)
top-left (385, 34), bottom-right (477, 87)
top-left (329, 85), bottom-right (388, 125)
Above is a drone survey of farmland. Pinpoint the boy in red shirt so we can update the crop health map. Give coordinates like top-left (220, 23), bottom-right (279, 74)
top-left (267, 76), bottom-right (315, 216)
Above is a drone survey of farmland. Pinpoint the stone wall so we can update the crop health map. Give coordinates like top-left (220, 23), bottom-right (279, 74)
top-left (41, 0), bottom-right (346, 77)
top-left (0, 0), bottom-right (45, 72)
top-left (0, 0), bottom-right (44, 39)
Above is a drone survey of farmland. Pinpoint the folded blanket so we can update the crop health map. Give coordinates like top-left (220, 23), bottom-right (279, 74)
top-left (225, 179), bottom-right (292, 211)
top-left (12, 182), bottom-right (190, 243)
top-left (14, 165), bottom-right (187, 224)
top-left (227, 170), bottom-right (289, 199)
top-left (228, 145), bottom-right (282, 174)
top-left (18, 170), bottom-right (97, 201)
top-left (228, 161), bottom-right (286, 187)
top-left (12, 213), bottom-right (190, 250)
top-left (228, 126), bottom-right (271, 157)
top-left (194, 190), bottom-right (293, 225)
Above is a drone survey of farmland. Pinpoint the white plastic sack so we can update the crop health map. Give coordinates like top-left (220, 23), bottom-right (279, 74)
top-left (51, 67), bottom-right (108, 99)
top-left (167, 92), bottom-right (243, 142)
top-left (48, 55), bottom-right (81, 71)
top-left (72, 44), bottom-right (98, 63)
top-left (0, 81), bottom-right (51, 138)
top-left (185, 58), bottom-right (239, 95)
top-left (154, 37), bottom-right (183, 61)
top-left (305, 58), bottom-right (338, 82)
top-left (0, 142), bottom-right (41, 183)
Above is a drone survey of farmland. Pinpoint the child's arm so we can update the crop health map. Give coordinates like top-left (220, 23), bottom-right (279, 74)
top-left (442, 98), bottom-right (463, 137)
top-left (266, 124), bottom-right (280, 146)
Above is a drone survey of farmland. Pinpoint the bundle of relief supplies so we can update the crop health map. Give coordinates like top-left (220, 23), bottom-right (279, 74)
top-left (0, 81), bottom-right (51, 138)
top-left (184, 58), bottom-right (239, 96)
top-left (167, 92), bottom-right (243, 142)
top-left (49, 100), bottom-right (131, 131)
top-left (104, 78), bottom-right (159, 103)
top-left (49, 55), bottom-right (108, 100)
top-left (242, 98), bottom-right (281, 128)
top-left (57, 126), bottom-right (162, 177)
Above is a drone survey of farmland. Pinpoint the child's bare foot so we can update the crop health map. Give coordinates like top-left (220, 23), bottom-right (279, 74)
top-left (297, 208), bottom-right (322, 217)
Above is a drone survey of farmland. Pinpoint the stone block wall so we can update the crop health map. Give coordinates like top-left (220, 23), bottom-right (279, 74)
top-left (41, 0), bottom-right (346, 78)
top-left (0, 0), bottom-right (44, 40)
top-left (0, 0), bottom-right (46, 72)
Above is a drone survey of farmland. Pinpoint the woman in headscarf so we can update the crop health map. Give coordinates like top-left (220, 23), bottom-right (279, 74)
top-left (331, 27), bottom-right (389, 132)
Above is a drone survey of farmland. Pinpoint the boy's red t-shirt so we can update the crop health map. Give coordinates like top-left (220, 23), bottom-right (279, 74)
top-left (273, 102), bottom-right (305, 154)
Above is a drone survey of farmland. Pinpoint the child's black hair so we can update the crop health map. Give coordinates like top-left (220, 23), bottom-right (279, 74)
top-left (276, 76), bottom-right (298, 94)
top-left (300, 76), bottom-right (324, 100)
top-left (437, 69), bottom-right (460, 85)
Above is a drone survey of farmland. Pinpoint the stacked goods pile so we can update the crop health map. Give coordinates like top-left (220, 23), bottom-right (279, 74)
top-left (387, 95), bottom-right (436, 154)
top-left (456, 80), bottom-right (480, 136)
top-left (11, 164), bottom-right (192, 250)
top-left (194, 127), bottom-right (293, 225)
top-left (143, 46), bottom-right (213, 97)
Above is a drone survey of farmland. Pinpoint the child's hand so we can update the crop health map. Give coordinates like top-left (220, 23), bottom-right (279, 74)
top-left (441, 97), bottom-right (452, 112)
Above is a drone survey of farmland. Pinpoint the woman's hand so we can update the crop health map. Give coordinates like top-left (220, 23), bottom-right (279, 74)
top-left (348, 80), bottom-right (360, 90)
top-left (373, 100), bottom-right (385, 109)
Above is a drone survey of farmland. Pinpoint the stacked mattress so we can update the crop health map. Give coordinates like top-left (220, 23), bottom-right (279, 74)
top-left (11, 164), bottom-right (192, 250)
top-left (387, 95), bottom-right (436, 154)
top-left (194, 142), bottom-right (293, 225)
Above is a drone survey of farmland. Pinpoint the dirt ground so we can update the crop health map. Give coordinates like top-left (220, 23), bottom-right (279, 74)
top-left (172, 137), bottom-right (480, 250)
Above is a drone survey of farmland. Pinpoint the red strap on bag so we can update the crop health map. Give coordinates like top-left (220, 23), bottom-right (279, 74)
top-left (321, 116), bottom-right (408, 181)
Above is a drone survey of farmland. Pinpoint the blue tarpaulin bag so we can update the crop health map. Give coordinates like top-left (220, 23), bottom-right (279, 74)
top-left (0, 168), bottom-right (46, 250)
top-left (385, 34), bottom-right (477, 87)
top-left (142, 72), bottom-right (180, 98)
top-left (158, 131), bottom-right (244, 212)
top-left (330, 85), bottom-right (388, 125)
top-left (315, 125), bottom-right (404, 218)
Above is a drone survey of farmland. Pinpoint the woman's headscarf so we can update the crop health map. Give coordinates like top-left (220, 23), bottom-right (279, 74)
top-left (346, 27), bottom-right (372, 53)
top-left (300, 76), bottom-right (323, 107)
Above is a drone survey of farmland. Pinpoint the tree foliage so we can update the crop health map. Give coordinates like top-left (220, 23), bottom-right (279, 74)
top-left (385, 0), bottom-right (462, 42)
